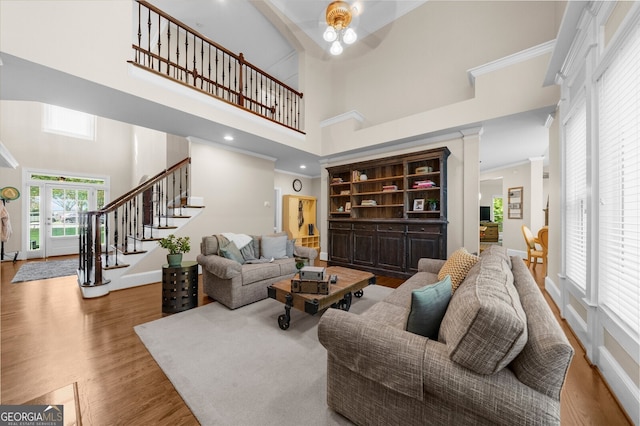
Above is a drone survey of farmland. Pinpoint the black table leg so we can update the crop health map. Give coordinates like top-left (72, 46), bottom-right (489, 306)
top-left (278, 293), bottom-right (293, 330)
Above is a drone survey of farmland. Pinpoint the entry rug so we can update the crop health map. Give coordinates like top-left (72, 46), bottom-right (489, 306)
top-left (11, 259), bottom-right (78, 283)
top-left (135, 284), bottom-right (394, 425)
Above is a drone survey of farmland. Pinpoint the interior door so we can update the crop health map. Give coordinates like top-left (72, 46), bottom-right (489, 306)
top-left (45, 185), bottom-right (92, 257)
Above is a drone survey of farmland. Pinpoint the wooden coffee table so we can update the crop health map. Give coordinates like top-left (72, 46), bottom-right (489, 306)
top-left (267, 266), bottom-right (376, 330)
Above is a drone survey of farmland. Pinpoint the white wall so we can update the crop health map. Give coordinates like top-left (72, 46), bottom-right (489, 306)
top-left (129, 139), bottom-right (281, 274)
top-left (0, 100), bottom-right (134, 255)
top-left (328, 1), bottom-right (562, 126)
top-left (480, 179), bottom-right (503, 214)
top-left (131, 125), bottom-right (166, 186)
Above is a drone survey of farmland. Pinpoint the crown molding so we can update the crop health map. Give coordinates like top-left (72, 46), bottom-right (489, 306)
top-left (319, 110), bottom-right (365, 128)
top-left (468, 40), bottom-right (556, 86)
top-left (324, 127), bottom-right (476, 166)
top-left (187, 136), bottom-right (277, 162)
top-left (0, 141), bottom-right (19, 169)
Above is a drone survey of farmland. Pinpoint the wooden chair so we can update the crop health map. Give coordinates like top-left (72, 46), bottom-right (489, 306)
top-left (521, 225), bottom-right (545, 269)
top-left (537, 226), bottom-right (549, 273)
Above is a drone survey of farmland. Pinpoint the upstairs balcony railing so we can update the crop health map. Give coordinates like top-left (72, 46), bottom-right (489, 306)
top-left (130, 0), bottom-right (304, 133)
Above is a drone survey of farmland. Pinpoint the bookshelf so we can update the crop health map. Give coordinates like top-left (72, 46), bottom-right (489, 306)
top-left (327, 147), bottom-right (450, 278)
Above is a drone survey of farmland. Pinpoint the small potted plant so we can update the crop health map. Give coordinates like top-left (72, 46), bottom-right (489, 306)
top-left (159, 234), bottom-right (191, 266)
top-left (427, 198), bottom-right (439, 211)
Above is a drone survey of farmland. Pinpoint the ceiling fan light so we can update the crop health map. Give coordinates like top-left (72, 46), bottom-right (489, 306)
top-left (323, 25), bottom-right (337, 42)
top-left (330, 40), bottom-right (343, 55)
top-left (343, 28), bottom-right (357, 44)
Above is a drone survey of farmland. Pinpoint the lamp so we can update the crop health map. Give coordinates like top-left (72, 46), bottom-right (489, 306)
top-left (323, 1), bottom-right (357, 55)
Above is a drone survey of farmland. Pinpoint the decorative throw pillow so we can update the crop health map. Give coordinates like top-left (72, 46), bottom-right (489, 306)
top-left (406, 276), bottom-right (452, 339)
top-left (261, 234), bottom-right (287, 259)
top-left (219, 241), bottom-right (245, 264)
top-left (202, 235), bottom-right (220, 256)
top-left (438, 247), bottom-right (480, 292)
top-left (240, 243), bottom-right (256, 261)
top-left (286, 239), bottom-right (296, 258)
top-left (439, 256), bottom-right (528, 375)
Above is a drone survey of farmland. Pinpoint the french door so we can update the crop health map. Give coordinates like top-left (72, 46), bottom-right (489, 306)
top-left (44, 185), bottom-right (94, 257)
top-left (26, 173), bottom-right (107, 258)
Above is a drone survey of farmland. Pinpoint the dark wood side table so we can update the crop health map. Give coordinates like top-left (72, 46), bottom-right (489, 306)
top-left (162, 260), bottom-right (198, 314)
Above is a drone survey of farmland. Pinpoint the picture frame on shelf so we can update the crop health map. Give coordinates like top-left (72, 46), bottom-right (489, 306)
top-left (345, 202), bottom-right (351, 212)
top-left (508, 187), bottom-right (523, 219)
top-left (413, 199), bottom-right (424, 211)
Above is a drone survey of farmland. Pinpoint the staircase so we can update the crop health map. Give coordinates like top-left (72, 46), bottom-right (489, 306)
top-left (77, 158), bottom-right (204, 298)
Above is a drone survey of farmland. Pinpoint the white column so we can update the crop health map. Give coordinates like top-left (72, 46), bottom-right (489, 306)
top-left (461, 128), bottom-right (482, 255)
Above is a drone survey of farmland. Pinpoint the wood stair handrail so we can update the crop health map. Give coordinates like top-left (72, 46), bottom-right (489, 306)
top-left (99, 158), bottom-right (190, 214)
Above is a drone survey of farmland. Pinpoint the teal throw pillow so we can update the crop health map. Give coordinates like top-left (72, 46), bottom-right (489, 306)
top-left (220, 241), bottom-right (245, 264)
top-left (406, 275), bottom-right (453, 339)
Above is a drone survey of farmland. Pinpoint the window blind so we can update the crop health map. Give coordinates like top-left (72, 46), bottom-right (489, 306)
top-left (564, 99), bottom-right (588, 291)
top-left (597, 21), bottom-right (640, 335)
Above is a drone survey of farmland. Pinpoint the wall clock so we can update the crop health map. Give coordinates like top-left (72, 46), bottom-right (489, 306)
top-left (292, 179), bottom-right (302, 192)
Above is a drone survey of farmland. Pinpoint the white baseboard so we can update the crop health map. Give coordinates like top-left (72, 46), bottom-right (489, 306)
top-left (507, 249), bottom-right (527, 259)
top-left (109, 270), bottom-right (162, 291)
top-left (545, 276), bottom-right (561, 309)
top-left (565, 304), bottom-right (590, 350)
top-left (599, 346), bottom-right (640, 425)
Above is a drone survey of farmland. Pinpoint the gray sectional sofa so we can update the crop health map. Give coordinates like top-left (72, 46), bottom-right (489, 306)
top-left (197, 232), bottom-right (317, 309)
top-left (318, 245), bottom-right (574, 425)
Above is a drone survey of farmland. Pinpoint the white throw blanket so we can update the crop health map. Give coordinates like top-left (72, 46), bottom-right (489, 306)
top-left (220, 232), bottom-right (252, 250)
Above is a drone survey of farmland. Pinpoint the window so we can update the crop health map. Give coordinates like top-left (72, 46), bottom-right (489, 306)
top-left (564, 98), bottom-right (588, 291)
top-left (597, 20), bottom-right (640, 335)
top-left (492, 197), bottom-right (503, 232)
top-left (43, 104), bottom-right (96, 140)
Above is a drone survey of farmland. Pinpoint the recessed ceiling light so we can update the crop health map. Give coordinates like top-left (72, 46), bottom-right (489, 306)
top-left (223, 135), bottom-right (234, 141)
top-left (300, 165), bottom-right (306, 169)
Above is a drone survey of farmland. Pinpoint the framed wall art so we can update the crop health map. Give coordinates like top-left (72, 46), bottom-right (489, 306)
top-left (508, 187), bottom-right (523, 219)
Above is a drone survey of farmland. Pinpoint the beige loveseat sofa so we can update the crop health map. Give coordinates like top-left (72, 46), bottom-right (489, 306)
top-left (197, 233), bottom-right (317, 309)
top-left (318, 245), bottom-right (573, 425)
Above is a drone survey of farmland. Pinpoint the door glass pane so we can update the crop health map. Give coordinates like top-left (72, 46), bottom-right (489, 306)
top-left (51, 188), bottom-right (89, 237)
top-left (29, 186), bottom-right (41, 251)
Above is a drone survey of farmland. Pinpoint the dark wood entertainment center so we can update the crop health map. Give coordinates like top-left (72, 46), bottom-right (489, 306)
top-left (327, 147), bottom-right (450, 278)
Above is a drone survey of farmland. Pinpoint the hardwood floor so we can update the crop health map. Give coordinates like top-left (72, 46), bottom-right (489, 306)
top-left (1, 257), bottom-right (631, 425)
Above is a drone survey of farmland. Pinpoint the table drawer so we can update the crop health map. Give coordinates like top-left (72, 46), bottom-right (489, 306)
top-left (329, 222), bottom-right (352, 230)
top-left (407, 224), bottom-right (442, 234)
top-left (353, 223), bottom-right (376, 231)
top-left (377, 223), bottom-right (405, 232)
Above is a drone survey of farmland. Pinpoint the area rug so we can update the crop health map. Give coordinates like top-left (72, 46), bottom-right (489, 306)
top-left (11, 259), bottom-right (78, 283)
top-left (135, 284), bottom-right (394, 425)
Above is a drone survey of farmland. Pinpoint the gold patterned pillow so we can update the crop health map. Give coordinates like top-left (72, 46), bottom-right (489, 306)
top-left (438, 248), bottom-right (480, 292)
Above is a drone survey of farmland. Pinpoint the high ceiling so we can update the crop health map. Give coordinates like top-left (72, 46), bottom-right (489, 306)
top-left (148, 0), bottom-right (552, 176)
top-left (1, 0), bottom-right (553, 177)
